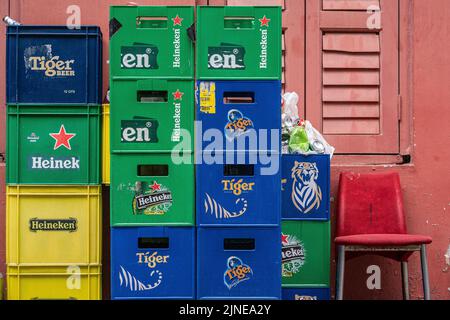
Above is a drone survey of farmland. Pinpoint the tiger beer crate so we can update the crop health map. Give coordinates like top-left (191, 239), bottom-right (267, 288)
top-left (111, 226), bottom-right (195, 299)
top-left (102, 104), bottom-right (110, 185)
top-left (6, 26), bottom-right (102, 105)
top-left (6, 104), bottom-right (101, 185)
top-left (7, 265), bottom-right (101, 300)
top-left (110, 79), bottom-right (194, 153)
top-left (282, 154), bottom-right (330, 221)
top-left (110, 153), bottom-right (194, 226)
top-left (110, 6), bottom-right (194, 79)
top-left (196, 80), bottom-right (281, 153)
top-left (282, 221), bottom-right (330, 288)
top-left (6, 186), bottom-right (102, 266)
top-left (196, 6), bottom-right (282, 80)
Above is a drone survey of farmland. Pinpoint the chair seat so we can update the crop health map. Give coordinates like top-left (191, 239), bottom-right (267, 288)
top-left (335, 234), bottom-right (432, 246)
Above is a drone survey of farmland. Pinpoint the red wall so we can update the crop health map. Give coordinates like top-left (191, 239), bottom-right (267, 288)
top-left (0, 0), bottom-right (449, 300)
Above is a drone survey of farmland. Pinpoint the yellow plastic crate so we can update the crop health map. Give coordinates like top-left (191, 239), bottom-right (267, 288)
top-left (7, 185), bottom-right (102, 265)
top-left (7, 265), bottom-right (101, 300)
top-left (102, 104), bottom-right (110, 185)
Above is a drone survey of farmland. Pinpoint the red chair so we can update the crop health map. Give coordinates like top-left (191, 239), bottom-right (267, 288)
top-left (335, 172), bottom-right (432, 300)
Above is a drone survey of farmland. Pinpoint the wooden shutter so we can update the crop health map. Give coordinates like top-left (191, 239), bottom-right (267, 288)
top-left (306, 0), bottom-right (399, 154)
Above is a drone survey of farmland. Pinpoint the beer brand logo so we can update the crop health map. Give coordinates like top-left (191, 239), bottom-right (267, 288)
top-left (282, 233), bottom-right (306, 278)
top-left (133, 181), bottom-right (173, 215)
top-left (29, 218), bottom-right (77, 232)
top-left (121, 45), bottom-right (159, 69)
top-left (172, 14), bottom-right (182, 68)
top-left (26, 45), bottom-right (75, 77)
top-left (204, 193), bottom-right (248, 220)
top-left (50, 125), bottom-right (76, 150)
top-left (291, 161), bottom-right (322, 214)
top-left (208, 44), bottom-right (246, 69)
top-left (121, 118), bottom-right (158, 143)
top-left (224, 256), bottom-right (253, 289)
top-left (258, 15), bottom-right (270, 69)
top-left (222, 179), bottom-right (255, 196)
top-left (30, 156), bottom-right (80, 170)
top-left (225, 109), bottom-right (254, 141)
top-left (27, 132), bottom-right (40, 143)
top-left (172, 90), bottom-right (183, 142)
top-left (136, 252), bottom-right (170, 268)
top-left (294, 295), bottom-right (317, 301)
top-left (118, 266), bottom-right (163, 292)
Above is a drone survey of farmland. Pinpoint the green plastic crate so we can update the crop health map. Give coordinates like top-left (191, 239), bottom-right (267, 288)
top-left (110, 79), bottom-right (194, 153)
top-left (282, 221), bottom-right (331, 287)
top-left (6, 104), bottom-right (101, 185)
top-left (110, 6), bottom-right (194, 79)
top-left (196, 6), bottom-right (282, 80)
top-left (110, 153), bottom-right (194, 226)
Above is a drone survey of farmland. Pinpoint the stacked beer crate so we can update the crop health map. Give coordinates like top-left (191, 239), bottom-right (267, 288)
top-left (195, 6), bottom-right (283, 299)
top-left (109, 6), bottom-right (196, 299)
top-left (5, 26), bottom-right (103, 299)
top-left (281, 154), bottom-right (331, 300)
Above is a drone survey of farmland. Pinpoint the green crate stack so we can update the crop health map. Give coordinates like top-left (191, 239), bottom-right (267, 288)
top-left (109, 5), bottom-right (195, 227)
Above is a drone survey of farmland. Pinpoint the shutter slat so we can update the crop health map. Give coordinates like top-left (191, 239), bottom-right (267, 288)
top-left (323, 0), bottom-right (380, 11)
top-left (323, 87), bottom-right (379, 102)
top-left (323, 103), bottom-right (380, 118)
top-left (323, 119), bottom-right (380, 134)
top-left (323, 33), bottom-right (380, 53)
top-left (323, 70), bottom-right (379, 85)
top-left (323, 52), bottom-right (380, 69)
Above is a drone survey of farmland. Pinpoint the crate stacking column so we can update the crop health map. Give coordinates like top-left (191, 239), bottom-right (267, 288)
top-left (5, 26), bottom-right (103, 300)
top-left (281, 155), bottom-right (332, 300)
top-left (109, 6), bottom-right (196, 300)
top-left (196, 6), bottom-right (282, 300)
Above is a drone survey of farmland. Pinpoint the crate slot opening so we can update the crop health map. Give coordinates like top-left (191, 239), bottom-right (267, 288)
top-left (224, 238), bottom-right (255, 250)
top-left (136, 16), bottom-right (168, 29)
top-left (223, 92), bottom-right (255, 104)
top-left (224, 164), bottom-right (254, 176)
top-left (224, 17), bottom-right (254, 29)
top-left (138, 237), bottom-right (170, 249)
top-left (137, 165), bottom-right (169, 176)
top-left (137, 90), bottom-right (168, 103)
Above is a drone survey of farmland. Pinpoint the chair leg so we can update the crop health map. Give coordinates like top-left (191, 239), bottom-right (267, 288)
top-left (336, 245), bottom-right (345, 300)
top-left (401, 261), bottom-right (410, 300)
top-left (420, 244), bottom-right (431, 300)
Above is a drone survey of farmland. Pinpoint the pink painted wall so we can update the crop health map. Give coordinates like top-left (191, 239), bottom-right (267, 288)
top-left (0, 0), bottom-right (449, 300)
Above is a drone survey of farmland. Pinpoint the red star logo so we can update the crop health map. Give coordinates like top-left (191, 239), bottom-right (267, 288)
top-left (150, 181), bottom-right (161, 191)
top-left (172, 14), bottom-right (183, 26)
top-left (172, 89), bottom-right (184, 100)
top-left (49, 125), bottom-right (76, 150)
top-left (259, 15), bottom-right (270, 27)
top-left (281, 233), bottom-right (289, 245)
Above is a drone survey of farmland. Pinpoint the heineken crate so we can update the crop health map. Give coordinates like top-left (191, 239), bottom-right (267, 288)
top-left (196, 6), bottom-right (282, 80)
top-left (6, 104), bottom-right (101, 185)
top-left (196, 151), bottom-right (281, 226)
top-left (282, 221), bottom-right (330, 287)
top-left (6, 185), bottom-right (102, 265)
top-left (110, 6), bottom-right (194, 79)
top-left (110, 79), bottom-right (194, 153)
top-left (7, 26), bottom-right (102, 105)
top-left (282, 154), bottom-right (330, 221)
top-left (111, 227), bottom-right (195, 300)
top-left (282, 287), bottom-right (331, 301)
top-left (7, 265), bottom-right (101, 300)
top-left (110, 153), bottom-right (194, 226)
top-left (197, 227), bottom-right (281, 300)
top-left (196, 80), bottom-right (281, 152)
top-left (102, 104), bottom-right (110, 184)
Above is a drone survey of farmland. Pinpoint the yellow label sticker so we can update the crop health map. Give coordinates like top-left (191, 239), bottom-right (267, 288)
top-left (199, 82), bottom-right (216, 114)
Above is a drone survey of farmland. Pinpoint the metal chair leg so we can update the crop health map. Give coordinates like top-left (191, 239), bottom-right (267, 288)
top-left (401, 261), bottom-right (410, 300)
top-left (420, 244), bottom-right (431, 300)
top-left (336, 245), bottom-right (345, 300)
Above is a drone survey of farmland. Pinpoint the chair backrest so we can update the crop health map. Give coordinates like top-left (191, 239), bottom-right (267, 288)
top-left (337, 172), bottom-right (407, 237)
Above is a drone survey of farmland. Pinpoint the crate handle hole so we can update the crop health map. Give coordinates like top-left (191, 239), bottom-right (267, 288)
top-left (224, 17), bottom-right (254, 29)
top-left (137, 90), bottom-right (168, 103)
top-left (137, 165), bottom-right (169, 177)
top-left (138, 237), bottom-right (169, 249)
top-left (224, 164), bottom-right (254, 177)
top-left (224, 238), bottom-right (255, 250)
top-left (136, 16), bottom-right (168, 29)
top-left (223, 92), bottom-right (255, 104)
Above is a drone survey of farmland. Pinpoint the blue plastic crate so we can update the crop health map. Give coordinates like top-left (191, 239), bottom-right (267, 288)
top-left (196, 80), bottom-right (281, 152)
top-left (7, 26), bottom-right (102, 104)
top-left (111, 227), bottom-right (195, 300)
top-left (282, 154), bottom-right (330, 221)
top-left (282, 287), bottom-right (331, 300)
top-left (196, 151), bottom-right (281, 226)
top-left (197, 227), bottom-right (281, 300)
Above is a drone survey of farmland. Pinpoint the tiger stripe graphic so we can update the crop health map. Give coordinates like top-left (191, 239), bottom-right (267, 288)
top-left (118, 265), bottom-right (162, 291)
top-left (204, 193), bottom-right (248, 219)
top-left (291, 161), bottom-right (322, 214)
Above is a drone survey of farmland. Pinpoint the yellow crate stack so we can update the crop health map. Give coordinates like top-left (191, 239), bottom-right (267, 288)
top-left (102, 104), bottom-right (110, 185)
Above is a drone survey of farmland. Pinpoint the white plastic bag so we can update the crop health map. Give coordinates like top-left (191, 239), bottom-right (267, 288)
top-left (304, 120), bottom-right (335, 158)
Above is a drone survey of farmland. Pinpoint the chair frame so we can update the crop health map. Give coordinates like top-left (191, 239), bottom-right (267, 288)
top-left (335, 244), bottom-right (431, 300)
